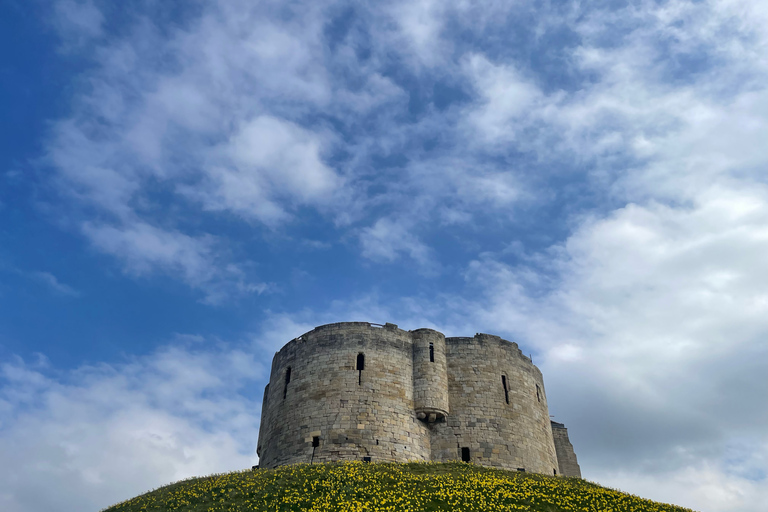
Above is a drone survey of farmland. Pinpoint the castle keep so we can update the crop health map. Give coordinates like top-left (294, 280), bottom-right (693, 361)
top-left (257, 322), bottom-right (581, 477)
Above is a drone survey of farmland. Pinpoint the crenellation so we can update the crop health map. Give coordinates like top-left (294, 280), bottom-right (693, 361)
top-left (256, 322), bottom-right (581, 477)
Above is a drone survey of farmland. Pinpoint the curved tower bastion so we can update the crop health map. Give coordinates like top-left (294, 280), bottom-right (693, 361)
top-left (257, 322), bottom-right (581, 477)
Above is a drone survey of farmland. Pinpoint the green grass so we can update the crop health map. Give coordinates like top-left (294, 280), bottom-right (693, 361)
top-left (103, 461), bottom-right (696, 512)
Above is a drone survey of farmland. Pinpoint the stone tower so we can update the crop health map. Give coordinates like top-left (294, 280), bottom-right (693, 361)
top-left (411, 328), bottom-right (449, 422)
top-left (256, 322), bottom-right (581, 477)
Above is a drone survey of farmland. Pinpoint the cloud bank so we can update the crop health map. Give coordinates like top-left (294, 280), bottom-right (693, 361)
top-left (0, 344), bottom-right (262, 512)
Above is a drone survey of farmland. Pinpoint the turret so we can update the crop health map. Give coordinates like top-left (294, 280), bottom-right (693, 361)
top-left (411, 329), bottom-right (449, 422)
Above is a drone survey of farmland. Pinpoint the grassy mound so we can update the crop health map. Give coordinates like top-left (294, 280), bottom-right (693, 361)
top-left (104, 461), bottom-right (695, 512)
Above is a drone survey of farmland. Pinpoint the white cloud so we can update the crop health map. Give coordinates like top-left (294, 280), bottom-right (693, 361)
top-left (81, 221), bottom-right (268, 304)
top-left (82, 221), bottom-right (217, 283)
top-left (51, 0), bottom-right (103, 50)
top-left (590, 457), bottom-right (768, 512)
top-left (180, 116), bottom-right (339, 226)
top-left (386, 0), bottom-right (449, 67)
top-left (360, 217), bottom-right (434, 269)
top-left (0, 345), bottom-right (262, 512)
top-left (463, 54), bottom-right (546, 143)
top-left (46, 119), bottom-right (140, 221)
top-left (29, 271), bottom-right (81, 297)
top-left (229, 117), bottom-right (338, 201)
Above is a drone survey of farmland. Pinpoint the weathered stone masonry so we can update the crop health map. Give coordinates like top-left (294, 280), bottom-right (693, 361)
top-left (257, 322), bottom-right (581, 477)
top-left (551, 422), bottom-right (582, 477)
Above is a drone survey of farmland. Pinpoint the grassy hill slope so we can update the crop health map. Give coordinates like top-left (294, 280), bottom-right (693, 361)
top-left (103, 461), bottom-right (696, 512)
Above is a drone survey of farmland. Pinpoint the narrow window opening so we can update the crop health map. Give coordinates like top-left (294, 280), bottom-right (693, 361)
top-left (461, 447), bottom-right (471, 462)
top-left (356, 353), bottom-right (365, 385)
top-left (310, 435), bottom-right (319, 464)
top-left (517, 468), bottom-right (526, 472)
top-left (283, 367), bottom-right (291, 399)
top-left (501, 375), bottom-right (509, 404)
top-left (363, 456), bottom-right (372, 462)
top-left (536, 384), bottom-right (541, 402)
top-left (376, 439), bottom-right (379, 445)
top-left (429, 343), bottom-right (434, 362)
top-left (554, 468), bottom-right (557, 475)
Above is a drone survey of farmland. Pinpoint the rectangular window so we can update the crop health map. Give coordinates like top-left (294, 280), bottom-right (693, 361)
top-left (283, 367), bottom-right (291, 399)
top-left (501, 375), bottom-right (509, 404)
top-left (517, 468), bottom-right (526, 472)
top-left (312, 436), bottom-right (320, 448)
top-left (356, 353), bottom-right (365, 385)
top-left (429, 343), bottom-right (434, 362)
top-left (461, 447), bottom-right (470, 462)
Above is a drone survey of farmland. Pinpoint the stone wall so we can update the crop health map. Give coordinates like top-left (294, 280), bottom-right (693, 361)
top-left (551, 422), bottom-right (582, 477)
top-left (257, 322), bottom-right (430, 467)
top-left (429, 334), bottom-right (558, 474)
top-left (257, 322), bottom-right (575, 477)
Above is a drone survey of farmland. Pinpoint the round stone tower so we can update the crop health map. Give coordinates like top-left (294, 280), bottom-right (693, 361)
top-left (256, 322), bottom-right (569, 476)
top-left (428, 334), bottom-right (559, 475)
top-left (411, 328), bottom-right (449, 422)
top-left (256, 322), bottom-right (431, 468)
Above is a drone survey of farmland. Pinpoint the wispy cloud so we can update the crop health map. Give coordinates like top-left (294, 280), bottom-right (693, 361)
top-left (29, 271), bottom-right (81, 297)
top-left (50, 0), bottom-right (103, 51)
top-left (359, 217), bottom-right (434, 269)
top-left (81, 221), bottom-right (268, 304)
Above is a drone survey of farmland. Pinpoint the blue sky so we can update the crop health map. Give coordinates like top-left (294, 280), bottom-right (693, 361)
top-left (1, 1), bottom-right (766, 511)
